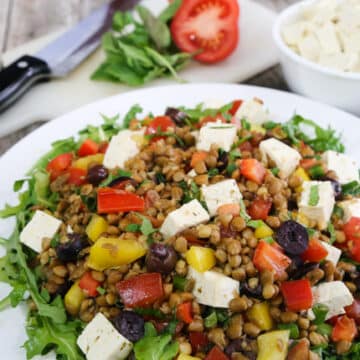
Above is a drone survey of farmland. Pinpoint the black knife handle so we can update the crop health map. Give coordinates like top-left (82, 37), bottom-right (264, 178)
top-left (0, 55), bottom-right (51, 113)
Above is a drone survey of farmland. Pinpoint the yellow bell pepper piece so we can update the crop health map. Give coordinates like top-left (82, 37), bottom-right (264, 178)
top-left (247, 302), bottom-right (273, 331)
top-left (88, 236), bottom-right (147, 271)
top-left (86, 215), bottom-right (108, 242)
top-left (64, 281), bottom-right (85, 316)
top-left (73, 153), bottom-right (104, 170)
top-left (178, 355), bottom-right (201, 360)
top-left (250, 124), bottom-right (266, 135)
top-left (185, 246), bottom-right (215, 272)
top-left (294, 167), bottom-right (310, 193)
top-left (257, 330), bottom-right (290, 360)
top-left (293, 211), bottom-right (310, 227)
top-left (255, 223), bottom-right (274, 239)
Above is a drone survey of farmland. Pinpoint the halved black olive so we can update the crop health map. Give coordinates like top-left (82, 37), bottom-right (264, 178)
top-left (113, 311), bottom-right (144, 342)
top-left (56, 233), bottom-right (89, 262)
top-left (289, 262), bottom-right (319, 280)
top-left (86, 165), bottom-right (108, 185)
top-left (165, 107), bottom-right (187, 127)
top-left (108, 176), bottom-right (137, 188)
top-left (217, 150), bottom-right (229, 172)
top-left (276, 220), bottom-right (309, 256)
top-left (225, 339), bottom-right (242, 355)
top-left (239, 282), bottom-right (262, 299)
top-left (146, 243), bottom-right (177, 274)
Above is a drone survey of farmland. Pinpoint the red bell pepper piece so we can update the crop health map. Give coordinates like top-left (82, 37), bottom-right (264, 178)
top-left (116, 273), bottom-right (164, 308)
top-left (78, 139), bottom-right (99, 157)
top-left (67, 167), bottom-right (87, 186)
top-left (176, 302), bottom-right (193, 324)
top-left (248, 198), bottom-right (272, 220)
top-left (79, 272), bottom-right (101, 297)
top-left (97, 188), bottom-right (145, 213)
top-left (204, 346), bottom-right (229, 360)
top-left (189, 332), bottom-right (209, 352)
top-left (228, 99), bottom-right (243, 116)
top-left (331, 315), bottom-right (358, 342)
top-left (301, 238), bottom-right (328, 262)
top-left (281, 279), bottom-right (313, 311)
top-left (46, 152), bottom-right (73, 180)
top-left (240, 158), bottom-right (266, 184)
top-left (145, 116), bottom-right (175, 142)
top-left (253, 241), bottom-right (291, 278)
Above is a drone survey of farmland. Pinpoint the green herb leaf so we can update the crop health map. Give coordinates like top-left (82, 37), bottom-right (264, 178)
top-left (308, 165), bottom-right (325, 179)
top-left (229, 149), bottom-right (241, 161)
top-left (312, 303), bottom-right (329, 325)
top-left (327, 223), bottom-right (336, 244)
top-left (123, 104), bottom-right (143, 128)
top-left (308, 185), bottom-right (320, 206)
top-left (263, 121), bottom-right (278, 130)
top-left (239, 199), bottom-right (251, 222)
top-left (126, 223), bottom-right (141, 232)
top-left (226, 163), bottom-right (237, 175)
top-left (342, 181), bottom-right (360, 196)
top-left (278, 323), bottom-right (299, 339)
top-left (99, 169), bottom-right (132, 187)
top-left (271, 167), bottom-right (280, 176)
top-left (158, 0), bottom-right (182, 22)
top-left (241, 118), bottom-right (251, 130)
top-left (134, 308), bottom-right (165, 319)
top-left (333, 204), bottom-right (344, 219)
top-left (317, 323), bottom-right (333, 336)
top-left (247, 220), bottom-right (266, 229)
top-left (97, 286), bottom-right (106, 295)
top-left (173, 275), bottom-right (187, 291)
top-left (208, 168), bottom-right (219, 178)
top-left (204, 311), bottom-right (217, 328)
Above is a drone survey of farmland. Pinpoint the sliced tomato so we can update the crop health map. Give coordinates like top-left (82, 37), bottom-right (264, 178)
top-left (204, 346), bottom-right (229, 360)
top-left (281, 279), bottom-right (313, 311)
top-left (171, 0), bottom-right (239, 64)
top-left (67, 167), bottom-right (87, 186)
top-left (189, 332), bottom-right (209, 352)
top-left (345, 299), bottom-right (360, 325)
top-left (78, 139), bottom-right (99, 157)
top-left (176, 302), bottom-right (193, 324)
top-left (240, 158), bottom-right (266, 184)
top-left (79, 272), bottom-right (101, 297)
top-left (331, 315), bottom-right (358, 342)
top-left (229, 99), bottom-right (243, 116)
top-left (344, 217), bottom-right (360, 243)
top-left (301, 238), bottom-right (328, 263)
top-left (248, 198), bottom-right (272, 220)
top-left (253, 241), bottom-right (291, 278)
top-left (46, 153), bottom-right (73, 180)
top-left (145, 116), bottom-right (175, 142)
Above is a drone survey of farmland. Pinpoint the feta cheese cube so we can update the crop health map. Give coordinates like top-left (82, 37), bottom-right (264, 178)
top-left (321, 241), bottom-right (342, 266)
top-left (309, 281), bottom-right (353, 320)
top-left (340, 199), bottom-right (360, 222)
top-left (103, 129), bottom-right (144, 169)
top-left (196, 121), bottom-right (237, 152)
top-left (322, 151), bottom-right (359, 184)
top-left (187, 266), bottom-right (239, 308)
top-left (20, 210), bottom-right (61, 252)
top-left (259, 138), bottom-right (301, 178)
top-left (77, 313), bottom-right (132, 360)
top-left (234, 98), bottom-right (269, 125)
top-left (201, 179), bottom-right (242, 216)
top-left (160, 199), bottom-right (210, 238)
top-left (298, 181), bottom-right (335, 229)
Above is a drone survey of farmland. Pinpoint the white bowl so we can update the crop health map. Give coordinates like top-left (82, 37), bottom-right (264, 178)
top-left (273, 0), bottom-right (360, 116)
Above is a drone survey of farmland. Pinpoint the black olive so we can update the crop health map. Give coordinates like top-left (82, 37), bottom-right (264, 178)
top-left (146, 243), bottom-right (177, 274)
top-left (86, 165), bottom-right (108, 185)
top-left (287, 199), bottom-right (298, 211)
top-left (56, 233), bottom-right (89, 262)
top-left (239, 282), bottom-right (262, 299)
top-left (290, 262), bottom-right (319, 280)
top-left (224, 339), bottom-right (242, 355)
top-left (276, 220), bottom-right (309, 256)
top-left (113, 311), bottom-right (144, 342)
top-left (321, 177), bottom-right (342, 200)
top-left (108, 176), bottom-right (137, 188)
top-left (165, 107), bottom-right (187, 127)
top-left (217, 150), bottom-right (229, 172)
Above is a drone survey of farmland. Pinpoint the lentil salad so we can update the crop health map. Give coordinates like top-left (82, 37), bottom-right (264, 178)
top-left (1, 98), bottom-right (360, 360)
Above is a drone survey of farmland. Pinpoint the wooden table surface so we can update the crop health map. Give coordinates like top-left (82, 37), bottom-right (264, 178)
top-left (0, 0), bottom-right (298, 155)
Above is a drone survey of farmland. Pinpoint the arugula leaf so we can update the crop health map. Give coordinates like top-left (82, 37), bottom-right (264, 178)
top-left (278, 323), bottom-right (299, 339)
top-left (158, 0), bottom-right (182, 22)
top-left (123, 104), bottom-right (143, 128)
top-left (312, 303), bottom-right (329, 325)
top-left (134, 308), bottom-right (165, 319)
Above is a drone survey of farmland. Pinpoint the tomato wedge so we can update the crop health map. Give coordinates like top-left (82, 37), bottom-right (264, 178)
top-left (79, 272), bottom-right (101, 297)
top-left (145, 116), bottom-right (175, 142)
top-left (46, 153), bottom-right (73, 180)
top-left (344, 217), bottom-right (360, 243)
top-left (204, 346), bottom-right (229, 360)
top-left (301, 238), bottom-right (328, 263)
top-left (176, 302), bottom-right (193, 324)
top-left (78, 139), bottom-right (99, 157)
top-left (248, 198), bottom-right (272, 220)
top-left (170, 0), bottom-right (240, 63)
top-left (240, 158), bottom-right (266, 184)
top-left (67, 167), bottom-right (87, 186)
top-left (331, 315), bottom-right (358, 342)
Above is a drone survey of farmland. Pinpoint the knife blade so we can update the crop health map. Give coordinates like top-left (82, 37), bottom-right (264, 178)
top-left (0, 0), bottom-right (140, 113)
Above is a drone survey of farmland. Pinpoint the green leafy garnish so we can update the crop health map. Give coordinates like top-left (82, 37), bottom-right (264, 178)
top-left (308, 165), bottom-right (325, 179)
top-left (96, 286), bottom-right (106, 295)
top-left (239, 199), bottom-right (251, 222)
top-left (342, 181), bottom-right (360, 196)
top-left (204, 308), bottom-right (230, 328)
top-left (278, 323), bottom-right (299, 339)
top-left (99, 169), bottom-right (132, 187)
top-left (327, 223), bottom-right (336, 244)
top-left (308, 185), bottom-right (320, 206)
top-left (271, 167), bottom-right (280, 176)
top-left (312, 303), bottom-right (329, 325)
top-left (241, 118), bottom-right (251, 130)
top-left (247, 220), bottom-right (266, 229)
top-left (134, 307), bottom-right (165, 319)
top-left (208, 168), bottom-right (219, 178)
top-left (173, 275), bottom-right (188, 291)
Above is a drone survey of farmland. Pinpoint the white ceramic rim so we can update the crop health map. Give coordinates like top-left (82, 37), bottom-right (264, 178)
top-left (273, 0), bottom-right (360, 81)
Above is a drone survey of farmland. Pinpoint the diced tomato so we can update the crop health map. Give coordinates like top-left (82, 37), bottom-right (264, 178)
top-left (189, 332), bottom-right (209, 352)
top-left (281, 279), bottom-right (313, 311)
top-left (67, 167), bottom-right (87, 186)
top-left (240, 158), bottom-right (266, 184)
top-left (97, 188), bottom-right (145, 213)
top-left (145, 116), bottom-right (175, 142)
top-left (331, 315), bottom-right (358, 342)
top-left (46, 153), bottom-right (73, 180)
top-left (351, 239), bottom-right (360, 262)
top-left (197, 115), bottom-right (227, 129)
top-left (253, 241), bottom-right (291, 278)
top-left (191, 151), bottom-right (208, 168)
top-left (345, 299), bottom-right (360, 325)
top-left (204, 346), bottom-right (229, 360)
top-left (79, 272), bottom-right (101, 297)
top-left (344, 217), bottom-right (360, 243)
top-left (78, 139), bottom-right (99, 157)
top-left (217, 203), bottom-right (240, 216)
top-left (176, 302), bottom-right (193, 324)
top-left (171, 0), bottom-right (239, 64)
top-left (300, 158), bottom-right (318, 169)
top-left (98, 142), bottom-right (109, 154)
top-left (182, 229), bottom-right (207, 246)
top-left (116, 273), bottom-right (164, 308)
top-left (239, 141), bottom-right (253, 152)
top-left (248, 198), bottom-right (272, 220)
top-left (229, 99), bottom-right (243, 116)
top-left (287, 339), bottom-right (309, 360)
top-left (301, 238), bottom-right (328, 262)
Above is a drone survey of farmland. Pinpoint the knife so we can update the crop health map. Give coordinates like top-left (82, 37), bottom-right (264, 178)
top-left (0, 0), bottom-right (140, 113)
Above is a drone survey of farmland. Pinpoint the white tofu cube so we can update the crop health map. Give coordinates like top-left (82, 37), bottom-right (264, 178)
top-left (20, 210), bottom-right (61, 252)
top-left (340, 199), bottom-right (360, 223)
top-left (77, 313), bottom-right (132, 360)
top-left (234, 98), bottom-right (269, 125)
top-left (187, 266), bottom-right (239, 308)
top-left (103, 129), bottom-right (144, 169)
top-left (259, 138), bottom-right (301, 178)
top-left (309, 281), bottom-right (353, 320)
top-left (298, 33), bottom-right (321, 62)
top-left (321, 241), bottom-right (342, 266)
top-left (201, 179), bottom-right (242, 216)
top-left (322, 150), bottom-right (359, 184)
top-left (298, 181), bottom-right (335, 229)
top-left (316, 23), bottom-right (341, 55)
top-left (196, 121), bottom-right (237, 152)
top-left (160, 199), bottom-right (210, 238)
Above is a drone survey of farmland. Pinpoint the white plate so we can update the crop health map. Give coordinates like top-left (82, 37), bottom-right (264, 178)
top-left (0, 83), bottom-right (359, 359)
